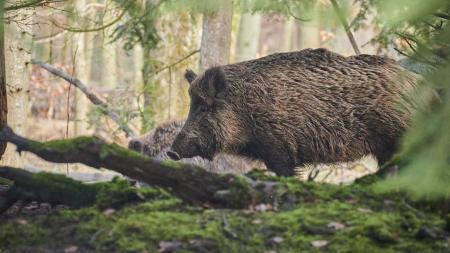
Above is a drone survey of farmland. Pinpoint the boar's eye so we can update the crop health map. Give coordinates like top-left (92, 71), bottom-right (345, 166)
top-left (191, 95), bottom-right (208, 111)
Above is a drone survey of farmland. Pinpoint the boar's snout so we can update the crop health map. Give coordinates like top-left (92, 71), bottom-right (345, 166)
top-left (169, 130), bottom-right (204, 160)
top-left (166, 150), bottom-right (181, 160)
top-left (128, 138), bottom-right (143, 152)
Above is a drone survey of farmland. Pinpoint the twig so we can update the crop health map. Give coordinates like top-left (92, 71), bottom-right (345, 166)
top-left (394, 48), bottom-right (410, 57)
top-left (155, 49), bottom-right (200, 74)
top-left (330, 0), bottom-right (360, 55)
top-left (4, 0), bottom-right (59, 11)
top-left (50, 7), bottom-right (127, 33)
top-left (31, 59), bottom-right (136, 137)
top-left (285, 4), bottom-right (310, 22)
top-left (434, 12), bottom-right (450, 20)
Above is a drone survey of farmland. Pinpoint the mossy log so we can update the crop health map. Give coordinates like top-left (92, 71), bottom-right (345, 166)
top-left (0, 126), bottom-right (275, 209)
top-left (0, 166), bottom-right (169, 214)
top-left (0, 167), bottom-right (99, 212)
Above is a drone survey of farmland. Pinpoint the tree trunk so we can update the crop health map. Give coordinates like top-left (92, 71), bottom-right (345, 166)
top-left (298, 5), bottom-right (320, 50)
top-left (0, 2), bottom-right (7, 159)
top-left (299, 21), bottom-right (320, 49)
top-left (199, 6), bottom-right (233, 71)
top-left (235, 13), bottom-right (261, 62)
top-left (141, 46), bottom-right (157, 133)
top-left (73, 0), bottom-right (90, 136)
top-left (282, 18), bottom-right (295, 52)
top-left (0, 7), bottom-right (32, 167)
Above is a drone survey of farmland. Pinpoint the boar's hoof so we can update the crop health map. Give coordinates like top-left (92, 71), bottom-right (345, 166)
top-left (167, 151), bottom-right (181, 161)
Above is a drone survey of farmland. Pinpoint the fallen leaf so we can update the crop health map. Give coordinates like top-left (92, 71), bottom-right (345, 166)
top-left (327, 221), bottom-right (345, 230)
top-left (269, 236), bottom-right (284, 245)
top-left (253, 203), bottom-right (273, 212)
top-left (103, 208), bottom-right (115, 216)
top-left (64, 245), bottom-right (78, 253)
top-left (358, 207), bottom-right (373, 213)
top-left (15, 219), bottom-right (27, 225)
top-left (311, 240), bottom-right (328, 248)
top-left (158, 240), bottom-right (182, 253)
top-left (252, 219), bottom-right (262, 224)
top-left (383, 199), bottom-right (395, 206)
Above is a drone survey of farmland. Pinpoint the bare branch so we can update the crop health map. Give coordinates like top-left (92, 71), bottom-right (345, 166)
top-left (330, 0), bottom-right (360, 55)
top-left (50, 7), bottom-right (127, 33)
top-left (434, 12), bottom-right (450, 20)
top-left (285, 3), bottom-right (311, 22)
top-left (5, 0), bottom-right (58, 11)
top-left (155, 49), bottom-right (200, 74)
top-left (31, 59), bottom-right (136, 137)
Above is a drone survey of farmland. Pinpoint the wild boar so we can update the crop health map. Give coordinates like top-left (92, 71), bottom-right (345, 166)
top-left (168, 48), bottom-right (424, 176)
top-left (128, 120), bottom-right (265, 174)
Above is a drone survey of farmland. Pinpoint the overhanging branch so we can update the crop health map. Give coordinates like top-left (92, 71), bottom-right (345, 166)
top-left (330, 0), bottom-right (360, 55)
top-left (50, 7), bottom-right (127, 33)
top-left (31, 59), bottom-right (136, 137)
top-left (155, 49), bottom-right (200, 74)
top-left (5, 0), bottom-right (58, 11)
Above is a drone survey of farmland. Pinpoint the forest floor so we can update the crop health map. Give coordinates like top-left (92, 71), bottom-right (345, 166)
top-left (0, 171), bottom-right (449, 253)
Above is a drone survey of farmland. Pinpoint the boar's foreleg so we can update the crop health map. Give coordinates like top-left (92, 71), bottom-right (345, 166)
top-left (259, 144), bottom-right (297, 176)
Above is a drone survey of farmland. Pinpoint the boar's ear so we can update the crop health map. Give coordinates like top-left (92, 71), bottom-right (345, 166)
top-left (202, 67), bottom-right (227, 105)
top-left (184, 69), bottom-right (197, 84)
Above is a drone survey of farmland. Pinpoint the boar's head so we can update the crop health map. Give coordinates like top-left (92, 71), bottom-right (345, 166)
top-left (167, 67), bottom-right (248, 161)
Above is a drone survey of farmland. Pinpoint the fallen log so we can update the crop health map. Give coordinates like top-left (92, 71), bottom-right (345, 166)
top-left (0, 166), bottom-right (164, 214)
top-left (0, 166), bottom-right (98, 212)
top-left (0, 126), bottom-right (274, 209)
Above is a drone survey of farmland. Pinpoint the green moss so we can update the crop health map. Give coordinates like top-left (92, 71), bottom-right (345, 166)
top-left (216, 175), bottom-right (253, 208)
top-left (94, 178), bottom-right (178, 209)
top-left (0, 176), bottom-right (11, 186)
top-left (161, 159), bottom-right (184, 169)
top-left (93, 178), bottom-right (143, 209)
top-left (31, 172), bottom-right (98, 207)
top-left (23, 173), bottom-right (172, 210)
top-left (0, 175), bottom-right (447, 253)
top-left (99, 142), bottom-right (150, 161)
top-left (0, 221), bottom-right (47, 252)
top-left (30, 136), bottom-right (97, 153)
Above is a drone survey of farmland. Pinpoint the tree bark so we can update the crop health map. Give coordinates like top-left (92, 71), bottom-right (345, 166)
top-left (73, 0), bottom-right (90, 136)
top-left (0, 6), bottom-right (32, 167)
top-left (0, 126), bottom-right (277, 209)
top-left (199, 5), bottom-right (233, 71)
top-left (282, 18), bottom-right (295, 52)
top-left (235, 13), bottom-right (261, 62)
top-left (0, 166), bottom-right (97, 212)
top-left (0, 2), bottom-right (7, 159)
top-left (299, 17), bottom-right (320, 49)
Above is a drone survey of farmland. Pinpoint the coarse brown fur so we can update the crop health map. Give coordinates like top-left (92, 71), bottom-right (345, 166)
top-left (128, 121), bottom-right (265, 174)
top-left (169, 48), bottom-right (424, 176)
